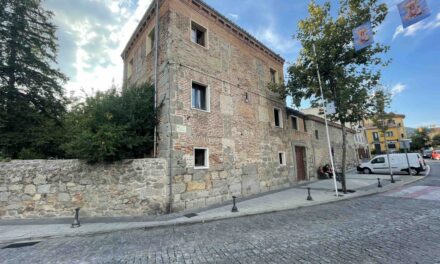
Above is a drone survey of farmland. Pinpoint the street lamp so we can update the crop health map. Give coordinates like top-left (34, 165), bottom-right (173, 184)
top-left (312, 43), bottom-right (340, 197)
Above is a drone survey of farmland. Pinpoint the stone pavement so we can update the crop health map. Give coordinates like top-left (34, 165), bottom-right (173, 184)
top-left (0, 168), bottom-right (429, 245)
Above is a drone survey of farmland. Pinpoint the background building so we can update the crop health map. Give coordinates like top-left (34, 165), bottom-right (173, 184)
top-left (364, 113), bottom-right (407, 154)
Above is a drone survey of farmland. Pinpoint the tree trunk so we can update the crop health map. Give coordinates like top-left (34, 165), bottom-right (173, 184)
top-left (341, 122), bottom-right (347, 193)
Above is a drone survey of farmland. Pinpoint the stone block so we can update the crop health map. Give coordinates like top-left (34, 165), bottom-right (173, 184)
top-left (33, 175), bottom-right (46, 185)
top-left (0, 192), bottom-right (10, 202)
top-left (58, 193), bottom-right (70, 202)
top-left (9, 185), bottom-right (23, 191)
top-left (37, 184), bottom-right (51, 194)
top-left (32, 194), bottom-right (41, 201)
top-left (186, 181), bottom-right (206, 192)
top-left (172, 183), bottom-right (186, 194)
top-left (242, 173), bottom-right (260, 196)
top-left (183, 174), bottom-right (192, 182)
top-left (24, 185), bottom-right (36, 194)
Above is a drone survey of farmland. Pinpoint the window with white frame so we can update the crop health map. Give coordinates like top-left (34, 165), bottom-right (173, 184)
top-left (194, 148), bottom-right (209, 169)
top-left (274, 108), bottom-right (283, 128)
top-left (191, 21), bottom-right (207, 47)
top-left (291, 116), bottom-right (298, 130)
top-left (278, 152), bottom-right (286, 165)
top-left (192, 82), bottom-right (209, 111)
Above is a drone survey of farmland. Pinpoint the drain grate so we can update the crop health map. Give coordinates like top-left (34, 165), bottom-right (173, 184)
top-left (2, 241), bottom-right (40, 249)
top-left (183, 213), bottom-right (198, 218)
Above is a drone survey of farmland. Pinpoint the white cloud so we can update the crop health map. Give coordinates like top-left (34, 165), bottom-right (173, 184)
top-left (228, 13), bottom-right (239, 21)
top-left (252, 24), bottom-right (299, 55)
top-left (393, 12), bottom-right (440, 40)
top-left (390, 83), bottom-right (406, 97)
top-left (43, 0), bottom-right (153, 96)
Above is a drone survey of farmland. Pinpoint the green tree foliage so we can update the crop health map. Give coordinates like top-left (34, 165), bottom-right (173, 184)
top-left (432, 134), bottom-right (440, 147)
top-left (410, 128), bottom-right (431, 151)
top-left (0, 0), bottom-right (68, 158)
top-left (63, 83), bottom-right (160, 163)
top-left (370, 89), bottom-right (392, 134)
top-left (279, 0), bottom-right (389, 193)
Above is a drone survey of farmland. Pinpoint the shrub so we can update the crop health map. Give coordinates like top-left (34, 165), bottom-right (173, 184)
top-left (63, 83), bottom-right (161, 163)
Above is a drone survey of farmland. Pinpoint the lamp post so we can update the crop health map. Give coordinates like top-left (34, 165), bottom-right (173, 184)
top-left (312, 43), bottom-right (339, 197)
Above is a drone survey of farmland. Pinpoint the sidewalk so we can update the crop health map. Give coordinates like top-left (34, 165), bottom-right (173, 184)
top-left (0, 168), bottom-right (428, 245)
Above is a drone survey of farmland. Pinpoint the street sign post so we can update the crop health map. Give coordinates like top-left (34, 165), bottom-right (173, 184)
top-left (401, 139), bottom-right (413, 175)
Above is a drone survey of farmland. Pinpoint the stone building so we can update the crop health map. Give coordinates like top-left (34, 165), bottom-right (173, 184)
top-left (121, 0), bottom-right (359, 212)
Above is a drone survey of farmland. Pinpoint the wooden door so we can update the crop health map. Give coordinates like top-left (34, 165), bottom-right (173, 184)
top-left (295, 146), bottom-right (306, 181)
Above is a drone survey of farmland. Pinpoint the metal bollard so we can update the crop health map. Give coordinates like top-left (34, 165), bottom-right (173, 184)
top-left (71, 208), bottom-right (81, 228)
top-left (231, 196), bottom-right (238, 212)
top-left (377, 178), bottom-right (382, 188)
top-left (390, 174), bottom-right (395, 183)
top-left (307, 187), bottom-right (313, 201)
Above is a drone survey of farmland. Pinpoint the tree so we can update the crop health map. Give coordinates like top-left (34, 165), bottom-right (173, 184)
top-left (279, 0), bottom-right (389, 193)
top-left (0, 0), bottom-right (67, 158)
top-left (432, 134), bottom-right (440, 147)
top-left (370, 89), bottom-right (397, 176)
top-left (411, 128), bottom-right (431, 151)
top-left (63, 83), bottom-right (161, 163)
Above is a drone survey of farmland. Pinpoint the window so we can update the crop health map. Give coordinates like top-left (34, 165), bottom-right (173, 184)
top-left (146, 28), bottom-right (155, 54)
top-left (388, 143), bottom-right (396, 149)
top-left (194, 148), bottom-right (209, 169)
top-left (388, 119), bottom-right (396, 125)
top-left (278, 152), bottom-right (286, 165)
top-left (291, 116), bottom-right (298, 130)
top-left (315, 130), bottom-right (319, 140)
top-left (401, 133), bottom-right (404, 138)
top-left (191, 21), bottom-right (207, 47)
top-left (385, 131), bottom-right (393, 137)
top-left (192, 82), bottom-right (209, 111)
top-left (373, 132), bottom-right (379, 140)
top-left (127, 59), bottom-right (134, 78)
top-left (274, 108), bottom-right (282, 128)
top-left (270, 68), bottom-right (277, 83)
top-left (371, 157), bottom-right (385, 164)
top-left (303, 119), bottom-right (307, 132)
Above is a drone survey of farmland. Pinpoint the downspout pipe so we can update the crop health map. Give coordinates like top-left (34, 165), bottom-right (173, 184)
top-left (153, 0), bottom-right (159, 158)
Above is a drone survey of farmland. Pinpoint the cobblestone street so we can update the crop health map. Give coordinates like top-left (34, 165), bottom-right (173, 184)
top-left (1, 161), bottom-right (440, 264)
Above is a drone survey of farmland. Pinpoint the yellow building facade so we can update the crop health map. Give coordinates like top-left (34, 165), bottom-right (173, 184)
top-left (364, 113), bottom-right (407, 154)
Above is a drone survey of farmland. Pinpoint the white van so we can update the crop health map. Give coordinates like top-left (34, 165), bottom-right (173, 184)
top-left (357, 153), bottom-right (426, 175)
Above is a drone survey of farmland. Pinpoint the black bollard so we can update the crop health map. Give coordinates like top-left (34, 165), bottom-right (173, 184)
top-left (390, 174), bottom-right (395, 183)
top-left (377, 178), bottom-right (382, 188)
top-left (231, 196), bottom-right (238, 212)
top-left (307, 187), bottom-right (313, 201)
top-left (71, 208), bottom-right (81, 228)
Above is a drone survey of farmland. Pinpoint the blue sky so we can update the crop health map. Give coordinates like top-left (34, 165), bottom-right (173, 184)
top-left (43, 0), bottom-right (439, 128)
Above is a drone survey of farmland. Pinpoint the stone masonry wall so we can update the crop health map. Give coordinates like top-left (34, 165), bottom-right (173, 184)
top-left (0, 159), bottom-right (168, 219)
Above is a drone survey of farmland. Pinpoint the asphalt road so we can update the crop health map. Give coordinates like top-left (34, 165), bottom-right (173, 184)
top-left (1, 160), bottom-right (440, 264)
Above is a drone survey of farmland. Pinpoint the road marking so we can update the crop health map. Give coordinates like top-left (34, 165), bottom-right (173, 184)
top-left (383, 185), bottom-right (440, 201)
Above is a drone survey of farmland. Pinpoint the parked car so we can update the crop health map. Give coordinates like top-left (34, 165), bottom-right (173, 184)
top-left (422, 149), bottom-right (432, 158)
top-left (432, 150), bottom-right (440, 160)
top-left (357, 153), bottom-right (426, 175)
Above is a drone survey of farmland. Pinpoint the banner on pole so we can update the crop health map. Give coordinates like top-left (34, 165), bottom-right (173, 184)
top-left (398, 0), bottom-right (430, 28)
top-left (326, 101), bottom-right (336, 115)
top-left (353, 22), bottom-right (374, 51)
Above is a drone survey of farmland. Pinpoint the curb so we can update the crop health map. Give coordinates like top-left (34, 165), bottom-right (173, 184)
top-left (0, 173), bottom-right (428, 245)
